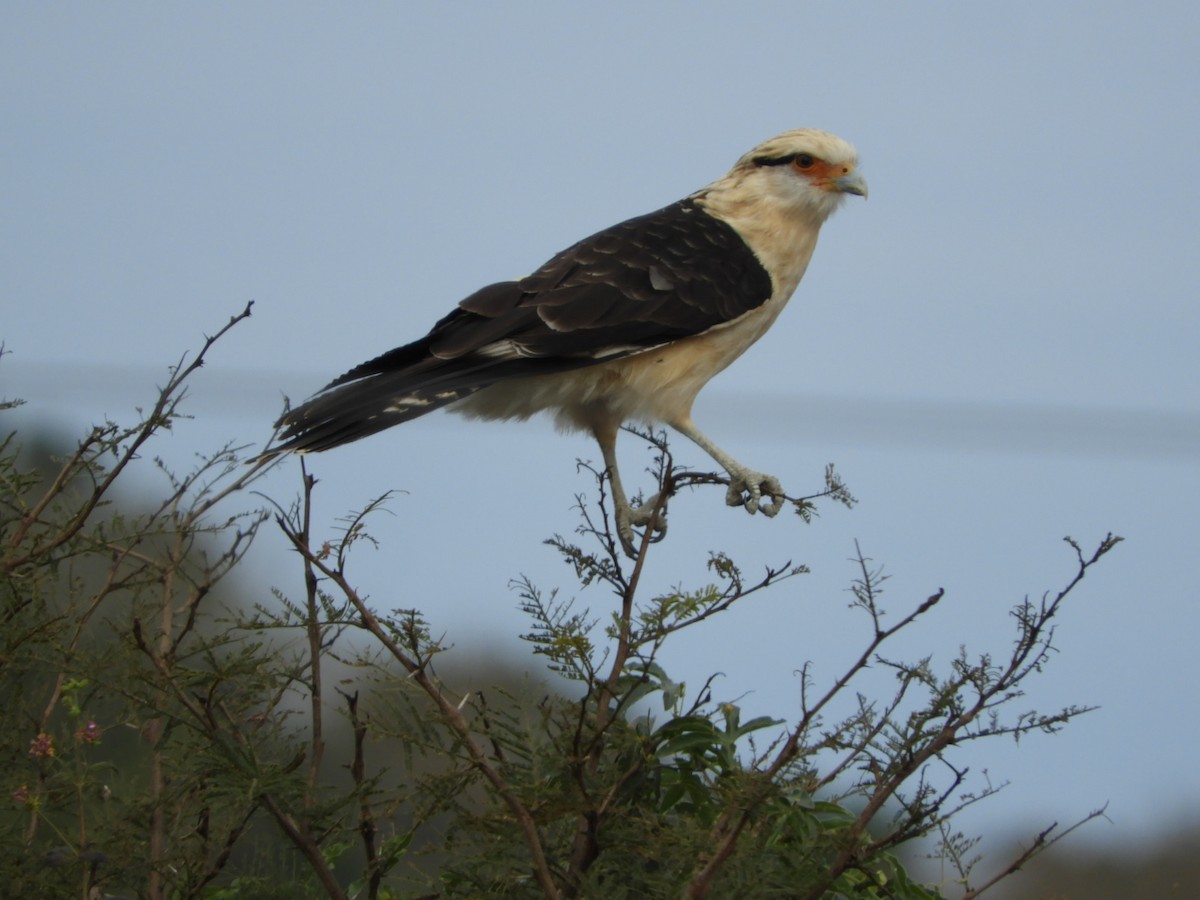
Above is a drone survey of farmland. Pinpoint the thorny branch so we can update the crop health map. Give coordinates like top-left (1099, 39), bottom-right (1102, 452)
top-left (3, 303), bottom-right (1118, 899)
top-left (554, 437), bottom-right (842, 893)
top-left (686, 534), bottom-right (1121, 899)
top-left (131, 589), bottom-right (349, 900)
top-left (276, 483), bottom-right (562, 899)
top-left (2, 302), bottom-right (266, 573)
top-left (959, 804), bottom-right (1109, 899)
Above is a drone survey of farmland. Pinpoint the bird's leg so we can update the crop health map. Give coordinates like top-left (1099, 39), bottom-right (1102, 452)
top-left (669, 416), bottom-right (784, 517)
top-left (593, 422), bottom-right (668, 556)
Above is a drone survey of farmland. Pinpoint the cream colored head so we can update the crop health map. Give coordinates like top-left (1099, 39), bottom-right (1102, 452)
top-left (701, 128), bottom-right (867, 226)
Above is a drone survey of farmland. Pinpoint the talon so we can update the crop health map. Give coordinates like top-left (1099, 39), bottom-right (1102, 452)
top-left (616, 494), bottom-right (668, 557)
top-left (758, 481), bottom-right (784, 518)
top-left (725, 482), bottom-right (748, 510)
top-left (725, 471), bottom-right (784, 517)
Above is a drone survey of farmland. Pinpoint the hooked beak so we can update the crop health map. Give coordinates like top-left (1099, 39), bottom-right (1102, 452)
top-left (833, 170), bottom-right (868, 198)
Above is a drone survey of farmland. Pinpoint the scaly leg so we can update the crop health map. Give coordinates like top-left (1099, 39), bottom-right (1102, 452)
top-left (669, 415), bottom-right (784, 517)
top-left (591, 421), bottom-right (668, 556)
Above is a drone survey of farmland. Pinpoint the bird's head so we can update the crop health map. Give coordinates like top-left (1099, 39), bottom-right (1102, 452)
top-left (704, 129), bottom-right (867, 226)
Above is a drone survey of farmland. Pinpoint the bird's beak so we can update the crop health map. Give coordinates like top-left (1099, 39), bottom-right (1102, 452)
top-left (833, 170), bottom-right (868, 198)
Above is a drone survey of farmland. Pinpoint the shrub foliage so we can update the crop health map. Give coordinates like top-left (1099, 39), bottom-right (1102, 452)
top-left (0, 309), bottom-right (1118, 898)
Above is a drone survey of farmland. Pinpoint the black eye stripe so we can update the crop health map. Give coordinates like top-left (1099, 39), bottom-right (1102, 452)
top-left (753, 152), bottom-right (817, 168)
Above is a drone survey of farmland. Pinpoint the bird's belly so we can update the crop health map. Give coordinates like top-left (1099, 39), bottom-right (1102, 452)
top-left (451, 299), bottom-right (784, 431)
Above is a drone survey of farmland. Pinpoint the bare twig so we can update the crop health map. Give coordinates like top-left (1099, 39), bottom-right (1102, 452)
top-left (2, 302), bottom-right (259, 572)
top-left (340, 689), bottom-right (382, 900)
top-left (298, 461), bottom-right (327, 804)
top-left (276, 485), bottom-right (562, 899)
top-left (960, 805), bottom-right (1110, 899)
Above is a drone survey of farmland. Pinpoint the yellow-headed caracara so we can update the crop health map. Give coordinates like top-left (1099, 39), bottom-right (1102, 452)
top-left (269, 129), bottom-right (866, 555)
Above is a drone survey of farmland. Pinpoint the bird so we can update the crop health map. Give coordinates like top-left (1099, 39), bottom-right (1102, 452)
top-left (268, 129), bottom-right (866, 555)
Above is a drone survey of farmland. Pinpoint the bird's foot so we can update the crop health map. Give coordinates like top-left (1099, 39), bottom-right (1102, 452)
top-left (615, 493), bottom-right (668, 558)
top-left (725, 470), bottom-right (784, 518)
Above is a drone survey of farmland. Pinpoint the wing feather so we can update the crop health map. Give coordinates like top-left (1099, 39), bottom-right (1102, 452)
top-left (272, 198), bottom-right (772, 453)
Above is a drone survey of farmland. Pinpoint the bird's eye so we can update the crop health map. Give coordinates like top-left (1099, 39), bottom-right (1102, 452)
top-left (793, 153), bottom-right (816, 169)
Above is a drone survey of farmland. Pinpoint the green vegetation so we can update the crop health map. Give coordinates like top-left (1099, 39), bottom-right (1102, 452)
top-left (0, 309), bottom-right (1117, 898)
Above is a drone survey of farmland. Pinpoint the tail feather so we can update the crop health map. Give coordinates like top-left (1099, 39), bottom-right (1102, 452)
top-left (271, 380), bottom-right (480, 454)
top-left (261, 276), bottom-right (643, 459)
top-left (265, 347), bottom-right (594, 456)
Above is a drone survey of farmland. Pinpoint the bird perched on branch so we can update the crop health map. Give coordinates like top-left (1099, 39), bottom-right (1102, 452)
top-left (268, 129), bottom-right (866, 555)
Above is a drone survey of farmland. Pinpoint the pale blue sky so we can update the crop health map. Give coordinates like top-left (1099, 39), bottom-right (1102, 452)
top-left (4, 1), bottom-right (1198, 878)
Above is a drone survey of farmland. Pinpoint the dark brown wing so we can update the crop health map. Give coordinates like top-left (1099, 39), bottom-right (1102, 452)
top-left (270, 199), bottom-right (772, 454)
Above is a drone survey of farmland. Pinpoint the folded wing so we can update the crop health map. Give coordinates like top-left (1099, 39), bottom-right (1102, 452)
top-left (271, 198), bottom-right (773, 454)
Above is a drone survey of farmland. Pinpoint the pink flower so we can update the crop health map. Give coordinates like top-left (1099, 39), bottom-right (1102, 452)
top-left (75, 721), bottom-right (102, 745)
top-left (28, 733), bottom-right (55, 759)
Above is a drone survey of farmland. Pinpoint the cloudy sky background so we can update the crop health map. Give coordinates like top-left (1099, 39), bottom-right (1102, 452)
top-left (5, 1), bottom-right (1198, 880)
